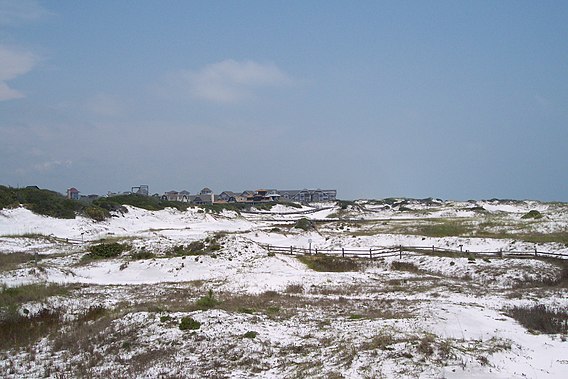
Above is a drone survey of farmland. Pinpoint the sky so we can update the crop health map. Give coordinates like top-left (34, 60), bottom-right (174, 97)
top-left (0, 0), bottom-right (567, 201)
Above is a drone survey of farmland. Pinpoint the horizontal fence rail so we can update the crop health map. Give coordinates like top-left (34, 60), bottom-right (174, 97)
top-left (51, 236), bottom-right (84, 244)
top-left (262, 243), bottom-right (568, 260)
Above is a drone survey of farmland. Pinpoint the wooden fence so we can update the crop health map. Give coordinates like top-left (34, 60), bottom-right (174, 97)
top-left (264, 244), bottom-right (568, 260)
top-left (51, 236), bottom-right (84, 244)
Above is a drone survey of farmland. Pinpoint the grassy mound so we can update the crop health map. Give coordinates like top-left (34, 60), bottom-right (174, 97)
top-left (93, 194), bottom-right (189, 212)
top-left (0, 185), bottom-right (80, 219)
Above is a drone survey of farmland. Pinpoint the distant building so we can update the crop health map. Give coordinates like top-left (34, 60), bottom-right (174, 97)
top-left (278, 189), bottom-right (336, 203)
top-left (131, 185), bottom-right (149, 196)
top-left (179, 190), bottom-right (190, 202)
top-left (160, 186), bottom-right (336, 205)
top-left (163, 190), bottom-right (179, 202)
top-left (219, 191), bottom-right (237, 202)
top-left (161, 190), bottom-right (191, 202)
top-left (67, 187), bottom-right (80, 200)
top-left (200, 187), bottom-right (213, 196)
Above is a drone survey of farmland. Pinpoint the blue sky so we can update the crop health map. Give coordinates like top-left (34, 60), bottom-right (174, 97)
top-left (1, 1), bottom-right (567, 201)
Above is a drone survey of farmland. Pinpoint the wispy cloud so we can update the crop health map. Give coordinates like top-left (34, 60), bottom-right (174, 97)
top-left (0, 0), bottom-right (52, 26)
top-left (177, 59), bottom-right (293, 103)
top-left (14, 159), bottom-right (72, 176)
top-left (33, 159), bottom-right (72, 172)
top-left (84, 93), bottom-right (128, 117)
top-left (0, 45), bottom-right (37, 101)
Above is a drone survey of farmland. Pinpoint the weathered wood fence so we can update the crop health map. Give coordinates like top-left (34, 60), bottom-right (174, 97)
top-left (51, 236), bottom-right (84, 244)
top-left (263, 244), bottom-right (568, 260)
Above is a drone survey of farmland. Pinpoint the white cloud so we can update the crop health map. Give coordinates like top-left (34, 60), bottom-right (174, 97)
top-left (14, 159), bottom-right (72, 176)
top-left (0, 45), bottom-right (37, 101)
top-left (84, 93), bottom-right (127, 117)
top-left (0, 0), bottom-right (52, 26)
top-left (33, 159), bottom-right (72, 172)
top-left (179, 59), bottom-right (293, 103)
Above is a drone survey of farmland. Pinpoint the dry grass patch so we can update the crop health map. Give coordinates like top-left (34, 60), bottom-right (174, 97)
top-left (215, 290), bottom-right (413, 320)
top-left (284, 283), bottom-right (304, 294)
top-left (391, 260), bottom-right (420, 273)
top-left (0, 308), bottom-right (61, 350)
top-left (0, 252), bottom-right (48, 272)
top-left (297, 254), bottom-right (362, 272)
top-left (507, 304), bottom-right (568, 334)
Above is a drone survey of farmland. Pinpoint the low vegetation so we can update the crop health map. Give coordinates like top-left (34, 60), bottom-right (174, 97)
top-left (84, 242), bottom-right (130, 260)
top-left (0, 308), bottom-right (61, 350)
top-left (0, 283), bottom-right (72, 350)
top-left (83, 205), bottom-right (109, 221)
top-left (0, 251), bottom-right (46, 272)
top-left (243, 331), bottom-right (258, 339)
top-left (350, 217), bottom-right (568, 245)
top-left (0, 185), bottom-right (80, 219)
top-left (294, 217), bottom-right (315, 231)
top-left (0, 283), bottom-right (70, 311)
top-left (194, 289), bottom-right (220, 310)
top-left (507, 304), bottom-right (567, 334)
top-left (166, 237), bottom-right (222, 257)
top-left (93, 194), bottom-right (190, 213)
top-left (297, 254), bottom-right (362, 272)
top-left (391, 261), bottom-right (420, 273)
top-left (179, 316), bottom-right (201, 331)
top-left (522, 210), bottom-right (543, 219)
top-left (130, 249), bottom-right (156, 260)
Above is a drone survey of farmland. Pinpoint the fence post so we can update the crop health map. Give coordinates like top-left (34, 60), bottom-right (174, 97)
top-left (290, 246), bottom-right (293, 255)
top-left (342, 248), bottom-right (345, 257)
top-left (315, 248), bottom-right (318, 255)
top-left (534, 247), bottom-right (538, 257)
top-left (369, 248), bottom-right (372, 259)
top-left (432, 245), bottom-right (435, 253)
top-left (399, 245), bottom-right (402, 259)
top-left (267, 245), bottom-right (270, 253)
top-left (499, 248), bottom-right (502, 258)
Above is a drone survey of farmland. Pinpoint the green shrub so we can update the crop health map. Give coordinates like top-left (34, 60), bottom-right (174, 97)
top-left (179, 316), bottom-right (201, 331)
top-left (243, 331), bottom-right (258, 339)
top-left (167, 238), bottom-right (224, 257)
top-left (0, 185), bottom-right (80, 219)
top-left (522, 210), bottom-right (543, 219)
top-left (297, 255), bottom-right (361, 272)
top-left (338, 200), bottom-right (355, 210)
top-left (86, 242), bottom-right (129, 260)
top-left (294, 218), bottom-right (314, 231)
top-left (238, 307), bottom-right (255, 314)
top-left (187, 240), bottom-right (205, 253)
top-left (207, 241), bottom-right (222, 251)
top-left (195, 289), bottom-right (220, 310)
top-left (160, 315), bottom-right (172, 323)
top-left (84, 206), bottom-right (109, 221)
top-left (130, 250), bottom-right (155, 260)
top-left (348, 314), bottom-right (364, 320)
top-left (93, 194), bottom-right (189, 212)
top-left (0, 185), bottom-right (18, 209)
